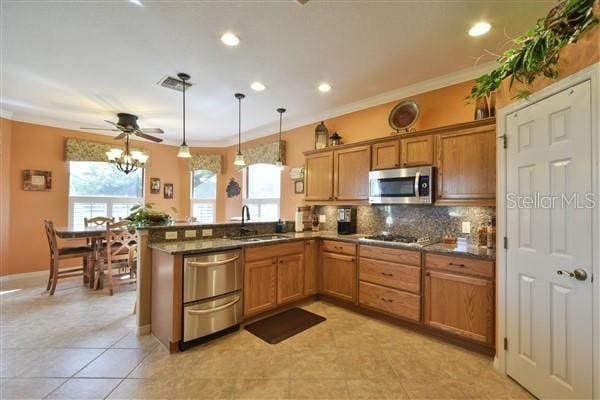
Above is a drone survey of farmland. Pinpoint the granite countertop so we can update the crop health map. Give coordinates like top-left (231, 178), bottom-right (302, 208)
top-left (149, 230), bottom-right (495, 260)
top-left (138, 220), bottom-right (278, 231)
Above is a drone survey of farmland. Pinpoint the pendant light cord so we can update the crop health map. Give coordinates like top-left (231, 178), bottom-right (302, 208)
top-left (276, 108), bottom-right (285, 163)
top-left (238, 96), bottom-right (241, 153)
top-left (182, 78), bottom-right (186, 146)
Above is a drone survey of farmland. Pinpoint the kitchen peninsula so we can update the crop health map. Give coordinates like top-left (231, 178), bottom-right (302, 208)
top-left (136, 220), bottom-right (495, 354)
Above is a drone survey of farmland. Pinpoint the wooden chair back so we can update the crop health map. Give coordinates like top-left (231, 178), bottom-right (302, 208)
top-left (43, 220), bottom-right (59, 258)
top-left (84, 216), bottom-right (114, 227)
top-left (105, 221), bottom-right (137, 265)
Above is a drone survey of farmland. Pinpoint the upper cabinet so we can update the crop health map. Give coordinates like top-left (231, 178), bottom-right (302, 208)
top-left (371, 139), bottom-right (400, 170)
top-left (400, 135), bottom-right (434, 167)
top-left (333, 145), bottom-right (370, 201)
top-left (305, 152), bottom-right (334, 201)
top-left (435, 123), bottom-right (496, 206)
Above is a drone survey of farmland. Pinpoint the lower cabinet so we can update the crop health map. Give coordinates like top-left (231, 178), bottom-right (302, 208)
top-left (359, 281), bottom-right (420, 322)
top-left (424, 269), bottom-right (494, 346)
top-left (277, 254), bottom-right (305, 305)
top-left (320, 250), bottom-right (357, 302)
top-left (304, 240), bottom-right (318, 296)
top-left (243, 259), bottom-right (277, 317)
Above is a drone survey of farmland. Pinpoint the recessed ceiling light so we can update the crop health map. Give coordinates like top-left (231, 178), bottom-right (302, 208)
top-left (251, 81), bottom-right (266, 91)
top-left (468, 22), bottom-right (491, 37)
top-left (318, 83), bottom-right (332, 93)
top-left (129, 0), bottom-right (144, 6)
top-left (221, 32), bottom-right (240, 47)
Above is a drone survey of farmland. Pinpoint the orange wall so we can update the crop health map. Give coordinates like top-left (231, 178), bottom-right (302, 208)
top-left (2, 120), bottom-right (188, 276)
top-left (1, 118), bottom-right (12, 276)
top-left (196, 79), bottom-right (478, 222)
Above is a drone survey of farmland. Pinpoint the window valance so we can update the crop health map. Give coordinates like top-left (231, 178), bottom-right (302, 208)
top-left (65, 138), bottom-right (150, 164)
top-left (237, 141), bottom-right (286, 170)
top-left (188, 153), bottom-right (222, 174)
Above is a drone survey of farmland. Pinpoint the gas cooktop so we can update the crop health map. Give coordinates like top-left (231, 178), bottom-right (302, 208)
top-left (362, 233), bottom-right (431, 246)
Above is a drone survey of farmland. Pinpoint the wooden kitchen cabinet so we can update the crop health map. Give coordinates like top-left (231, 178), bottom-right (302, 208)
top-left (424, 269), bottom-right (494, 346)
top-left (244, 258), bottom-right (277, 317)
top-left (304, 239), bottom-right (318, 296)
top-left (371, 140), bottom-right (400, 170)
top-left (333, 145), bottom-right (370, 201)
top-left (400, 135), bottom-right (434, 167)
top-left (305, 151), bottom-right (334, 201)
top-left (277, 253), bottom-right (304, 305)
top-left (320, 250), bottom-right (357, 303)
top-left (435, 123), bottom-right (496, 205)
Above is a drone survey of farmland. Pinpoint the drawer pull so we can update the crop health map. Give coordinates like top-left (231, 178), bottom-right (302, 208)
top-left (187, 256), bottom-right (239, 267)
top-left (379, 296), bottom-right (394, 303)
top-left (381, 272), bottom-right (394, 277)
top-left (448, 262), bottom-right (466, 268)
top-left (187, 297), bottom-right (240, 314)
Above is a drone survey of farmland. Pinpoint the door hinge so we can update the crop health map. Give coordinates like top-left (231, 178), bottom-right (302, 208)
top-left (503, 237), bottom-right (508, 249)
top-left (500, 134), bottom-right (507, 149)
top-left (504, 337), bottom-right (508, 351)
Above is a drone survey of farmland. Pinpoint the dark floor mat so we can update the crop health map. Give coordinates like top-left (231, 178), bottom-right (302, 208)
top-left (244, 307), bottom-right (326, 344)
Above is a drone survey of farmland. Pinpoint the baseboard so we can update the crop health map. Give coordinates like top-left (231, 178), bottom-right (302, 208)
top-left (0, 270), bottom-right (47, 283)
top-left (137, 324), bottom-right (151, 336)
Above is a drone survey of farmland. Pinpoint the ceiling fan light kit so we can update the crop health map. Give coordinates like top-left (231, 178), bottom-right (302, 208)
top-left (105, 134), bottom-right (147, 174)
top-left (234, 93), bottom-right (246, 167)
top-left (177, 72), bottom-right (192, 158)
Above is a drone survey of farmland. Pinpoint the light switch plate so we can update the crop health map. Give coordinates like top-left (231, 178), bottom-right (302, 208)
top-left (185, 230), bottom-right (197, 238)
top-left (461, 221), bottom-right (471, 234)
top-left (165, 231), bottom-right (178, 240)
top-left (202, 229), bottom-right (213, 237)
top-left (319, 215), bottom-right (326, 223)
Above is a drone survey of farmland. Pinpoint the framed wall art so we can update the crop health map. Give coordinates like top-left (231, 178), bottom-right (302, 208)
top-left (150, 177), bottom-right (161, 194)
top-left (164, 183), bottom-right (174, 199)
top-left (22, 170), bottom-right (52, 191)
top-left (294, 180), bottom-right (304, 194)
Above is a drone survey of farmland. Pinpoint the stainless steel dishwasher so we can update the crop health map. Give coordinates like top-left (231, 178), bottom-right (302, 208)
top-left (181, 250), bottom-right (242, 349)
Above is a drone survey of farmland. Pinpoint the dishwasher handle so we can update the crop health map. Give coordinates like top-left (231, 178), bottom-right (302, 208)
top-left (186, 296), bottom-right (241, 315)
top-left (187, 255), bottom-right (239, 267)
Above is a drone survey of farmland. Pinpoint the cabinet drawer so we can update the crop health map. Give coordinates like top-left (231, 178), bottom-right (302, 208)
top-left (359, 245), bottom-right (421, 266)
top-left (359, 258), bottom-right (420, 294)
top-left (245, 241), bottom-right (304, 262)
top-left (425, 253), bottom-right (494, 279)
top-left (322, 240), bottom-right (356, 256)
top-left (359, 281), bottom-right (420, 322)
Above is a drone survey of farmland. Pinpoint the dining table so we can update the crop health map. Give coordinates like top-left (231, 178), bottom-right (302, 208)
top-left (54, 225), bottom-right (108, 289)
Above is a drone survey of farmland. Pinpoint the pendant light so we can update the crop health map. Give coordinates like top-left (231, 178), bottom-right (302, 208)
top-left (233, 93), bottom-right (246, 166)
top-left (275, 107), bottom-right (286, 170)
top-left (176, 72), bottom-right (192, 158)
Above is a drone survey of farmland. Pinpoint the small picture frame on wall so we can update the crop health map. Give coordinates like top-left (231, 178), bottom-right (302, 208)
top-left (150, 178), bottom-right (161, 194)
top-left (294, 180), bottom-right (304, 194)
top-left (22, 170), bottom-right (52, 191)
top-left (164, 183), bottom-right (174, 199)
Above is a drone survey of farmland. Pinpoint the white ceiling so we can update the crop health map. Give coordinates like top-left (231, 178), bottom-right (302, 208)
top-left (1, 0), bottom-right (552, 147)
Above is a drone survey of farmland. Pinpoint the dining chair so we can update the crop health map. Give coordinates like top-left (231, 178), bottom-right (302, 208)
top-left (83, 216), bottom-right (114, 286)
top-left (97, 220), bottom-right (137, 296)
top-left (43, 220), bottom-right (94, 295)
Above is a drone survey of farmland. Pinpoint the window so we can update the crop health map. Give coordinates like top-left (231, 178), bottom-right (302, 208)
top-left (245, 163), bottom-right (280, 221)
top-left (191, 170), bottom-right (217, 223)
top-left (68, 161), bottom-right (143, 229)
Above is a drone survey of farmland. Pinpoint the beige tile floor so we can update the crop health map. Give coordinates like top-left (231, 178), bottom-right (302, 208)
top-left (0, 275), bottom-right (533, 400)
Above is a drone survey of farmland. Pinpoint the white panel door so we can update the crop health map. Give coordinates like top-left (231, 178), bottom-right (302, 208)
top-left (506, 80), bottom-right (594, 399)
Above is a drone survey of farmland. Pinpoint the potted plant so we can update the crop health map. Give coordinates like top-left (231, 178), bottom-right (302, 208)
top-left (125, 203), bottom-right (177, 226)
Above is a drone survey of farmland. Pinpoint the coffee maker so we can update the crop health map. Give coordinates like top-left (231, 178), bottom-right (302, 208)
top-left (337, 207), bottom-right (357, 235)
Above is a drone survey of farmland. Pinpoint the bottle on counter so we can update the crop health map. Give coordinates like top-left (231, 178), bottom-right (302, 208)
top-left (295, 207), bottom-right (304, 233)
top-left (487, 217), bottom-right (496, 249)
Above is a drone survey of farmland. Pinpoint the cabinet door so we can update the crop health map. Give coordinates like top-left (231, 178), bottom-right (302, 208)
top-left (436, 126), bottom-right (496, 205)
top-left (424, 270), bottom-right (494, 345)
top-left (277, 253), bottom-right (304, 305)
top-left (244, 258), bottom-right (277, 317)
top-left (333, 145), bottom-right (370, 201)
top-left (304, 240), bottom-right (318, 296)
top-left (371, 140), bottom-right (400, 170)
top-left (400, 135), bottom-right (433, 167)
top-left (305, 152), bottom-right (334, 201)
top-left (320, 251), bottom-right (356, 302)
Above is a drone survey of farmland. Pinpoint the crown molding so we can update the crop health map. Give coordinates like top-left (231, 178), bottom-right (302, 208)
top-left (187, 61), bottom-right (497, 148)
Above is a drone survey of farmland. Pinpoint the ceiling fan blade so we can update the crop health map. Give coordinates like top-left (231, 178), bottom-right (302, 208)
top-left (114, 132), bottom-right (127, 140)
top-left (139, 128), bottom-right (164, 134)
top-left (80, 127), bottom-right (120, 131)
top-left (104, 120), bottom-right (125, 129)
top-left (134, 131), bottom-right (163, 143)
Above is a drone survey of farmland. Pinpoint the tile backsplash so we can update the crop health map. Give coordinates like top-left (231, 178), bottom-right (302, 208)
top-left (317, 205), bottom-right (495, 244)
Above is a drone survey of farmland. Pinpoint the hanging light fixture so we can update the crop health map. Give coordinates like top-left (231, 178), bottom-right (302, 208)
top-left (105, 134), bottom-right (148, 174)
top-left (176, 72), bottom-right (192, 158)
top-left (233, 93), bottom-right (246, 166)
top-left (275, 107), bottom-right (286, 170)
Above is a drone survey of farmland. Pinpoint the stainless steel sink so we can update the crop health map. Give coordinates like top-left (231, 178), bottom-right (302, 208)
top-left (231, 234), bottom-right (291, 243)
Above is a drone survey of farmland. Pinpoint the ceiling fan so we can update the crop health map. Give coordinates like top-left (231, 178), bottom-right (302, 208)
top-left (80, 113), bottom-right (164, 143)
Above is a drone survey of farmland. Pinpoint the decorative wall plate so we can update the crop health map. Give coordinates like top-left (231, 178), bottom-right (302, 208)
top-left (388, 100), bottom-right (420, 133)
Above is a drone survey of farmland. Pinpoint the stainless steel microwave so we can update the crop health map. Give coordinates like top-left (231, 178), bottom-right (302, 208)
top-left (369, 166), bottom-right (433, 204)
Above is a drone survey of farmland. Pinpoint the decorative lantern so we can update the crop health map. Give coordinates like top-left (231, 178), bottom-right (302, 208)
top-left (314, 121), bottom-right (329, 149)
top-left (329, 132), bottom-right (342, 146)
